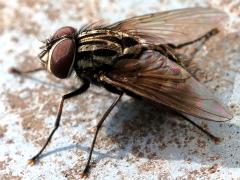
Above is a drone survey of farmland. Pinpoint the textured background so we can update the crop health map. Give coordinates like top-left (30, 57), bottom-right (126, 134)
top-left (0, 0), bottom-right (240, 179)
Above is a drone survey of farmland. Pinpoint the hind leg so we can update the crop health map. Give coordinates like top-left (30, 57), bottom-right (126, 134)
top-left (174, 29), bottom-right (219, 67)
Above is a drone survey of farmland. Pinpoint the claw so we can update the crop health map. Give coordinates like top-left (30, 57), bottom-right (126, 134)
top-left (27, 159), bottom-right (37, 166)
top-left (80, 172), bottom-right (88, 179)
top-left (212, 137), bottom-right (222, 144)
top-left (9, 67), bottom-right (22, 75)
top-left (80, 167), bottom-right (89, 179)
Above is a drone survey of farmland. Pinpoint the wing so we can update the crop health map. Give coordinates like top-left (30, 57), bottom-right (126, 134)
top-left (108, 7), bottom-right (227, 46)
top-left (100, 50), bottom-right (232, 121)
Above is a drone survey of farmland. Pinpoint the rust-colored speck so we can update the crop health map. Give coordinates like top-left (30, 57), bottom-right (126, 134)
top-left (19, 0), bottom-right (39, 8)
top-left (0, 173), bottom-right (21, 180)
top-left (183, 164), bottom-right (220, 179)
top-left (0, 160), bottom-right (7, 170)
top-left (6, 92), bottom-right (28, 110)
top-left (45, 9), bottom-right (61, 21)
top-left (0, 125), bottom-right (7, 138)
top-left (197, 138), bottom-right (207, 149)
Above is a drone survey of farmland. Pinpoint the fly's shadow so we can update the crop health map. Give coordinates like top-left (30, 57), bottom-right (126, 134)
top-left (101, 98), bottom-right (240, 169)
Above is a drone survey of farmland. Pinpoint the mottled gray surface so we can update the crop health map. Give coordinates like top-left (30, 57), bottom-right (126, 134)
top-left (0, 0), bottom-right (240, 179)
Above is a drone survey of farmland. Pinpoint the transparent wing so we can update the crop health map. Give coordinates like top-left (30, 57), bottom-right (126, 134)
top-left (109, 7), bottom-right (227, 46)
top-left (101, 50), bottom-right (232, 121)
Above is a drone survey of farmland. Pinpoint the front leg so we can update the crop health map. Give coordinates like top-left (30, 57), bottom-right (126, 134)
top-left (9, 67), bottom-right (45, 75)
top-left (28, 79), bottom-right (90, 165)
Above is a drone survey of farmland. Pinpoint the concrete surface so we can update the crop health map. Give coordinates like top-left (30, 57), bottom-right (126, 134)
top-left (0, 0), bottom-right (240, 179)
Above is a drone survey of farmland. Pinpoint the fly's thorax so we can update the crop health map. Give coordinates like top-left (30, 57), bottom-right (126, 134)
top-left (78, 29), bottom-right (141, 54)
top-left (38, 26), bottom-right (77, 79)
top-left (76, 29), bottom-right (142, 70)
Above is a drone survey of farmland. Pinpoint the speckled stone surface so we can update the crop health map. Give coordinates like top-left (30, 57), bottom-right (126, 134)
top-left (0, 0), bottom-right (240, 179)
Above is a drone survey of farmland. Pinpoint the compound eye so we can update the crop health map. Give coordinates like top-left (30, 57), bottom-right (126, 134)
top-left (53, 26), bottom-right (76, 39)
top-left (49, 38), bottom-right (76, 79)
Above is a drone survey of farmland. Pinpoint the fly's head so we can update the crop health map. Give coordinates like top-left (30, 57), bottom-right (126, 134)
top-left (38, 26), bottom-right (77, 79)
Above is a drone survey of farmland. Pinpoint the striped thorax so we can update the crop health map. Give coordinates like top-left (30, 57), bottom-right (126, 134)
top-left (76, 29), bottom-right (141, 70)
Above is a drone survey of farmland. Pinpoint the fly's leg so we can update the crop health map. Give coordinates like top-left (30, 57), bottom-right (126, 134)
top-left (9, 67), bottom-right (76, 89)
top-left (144, 29), bottom-right (219, 69)
top-left (28, 80), bottom-right (90, 165)
top-left (9, 67), bottom-right (45, 75)
top-left (175, 29), bottom-right (219, 79)
top-left (81, 93), bottom-right (123, 178)
top-left (176, 28), bottom-right (219, 69)
top-left (179, 113), bottom-right (221, 144)
top-left (175, 28), bottom-right (219, 57)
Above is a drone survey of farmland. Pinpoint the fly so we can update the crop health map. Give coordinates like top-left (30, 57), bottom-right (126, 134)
top-left (10, 7), bottom-right (232, 177)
